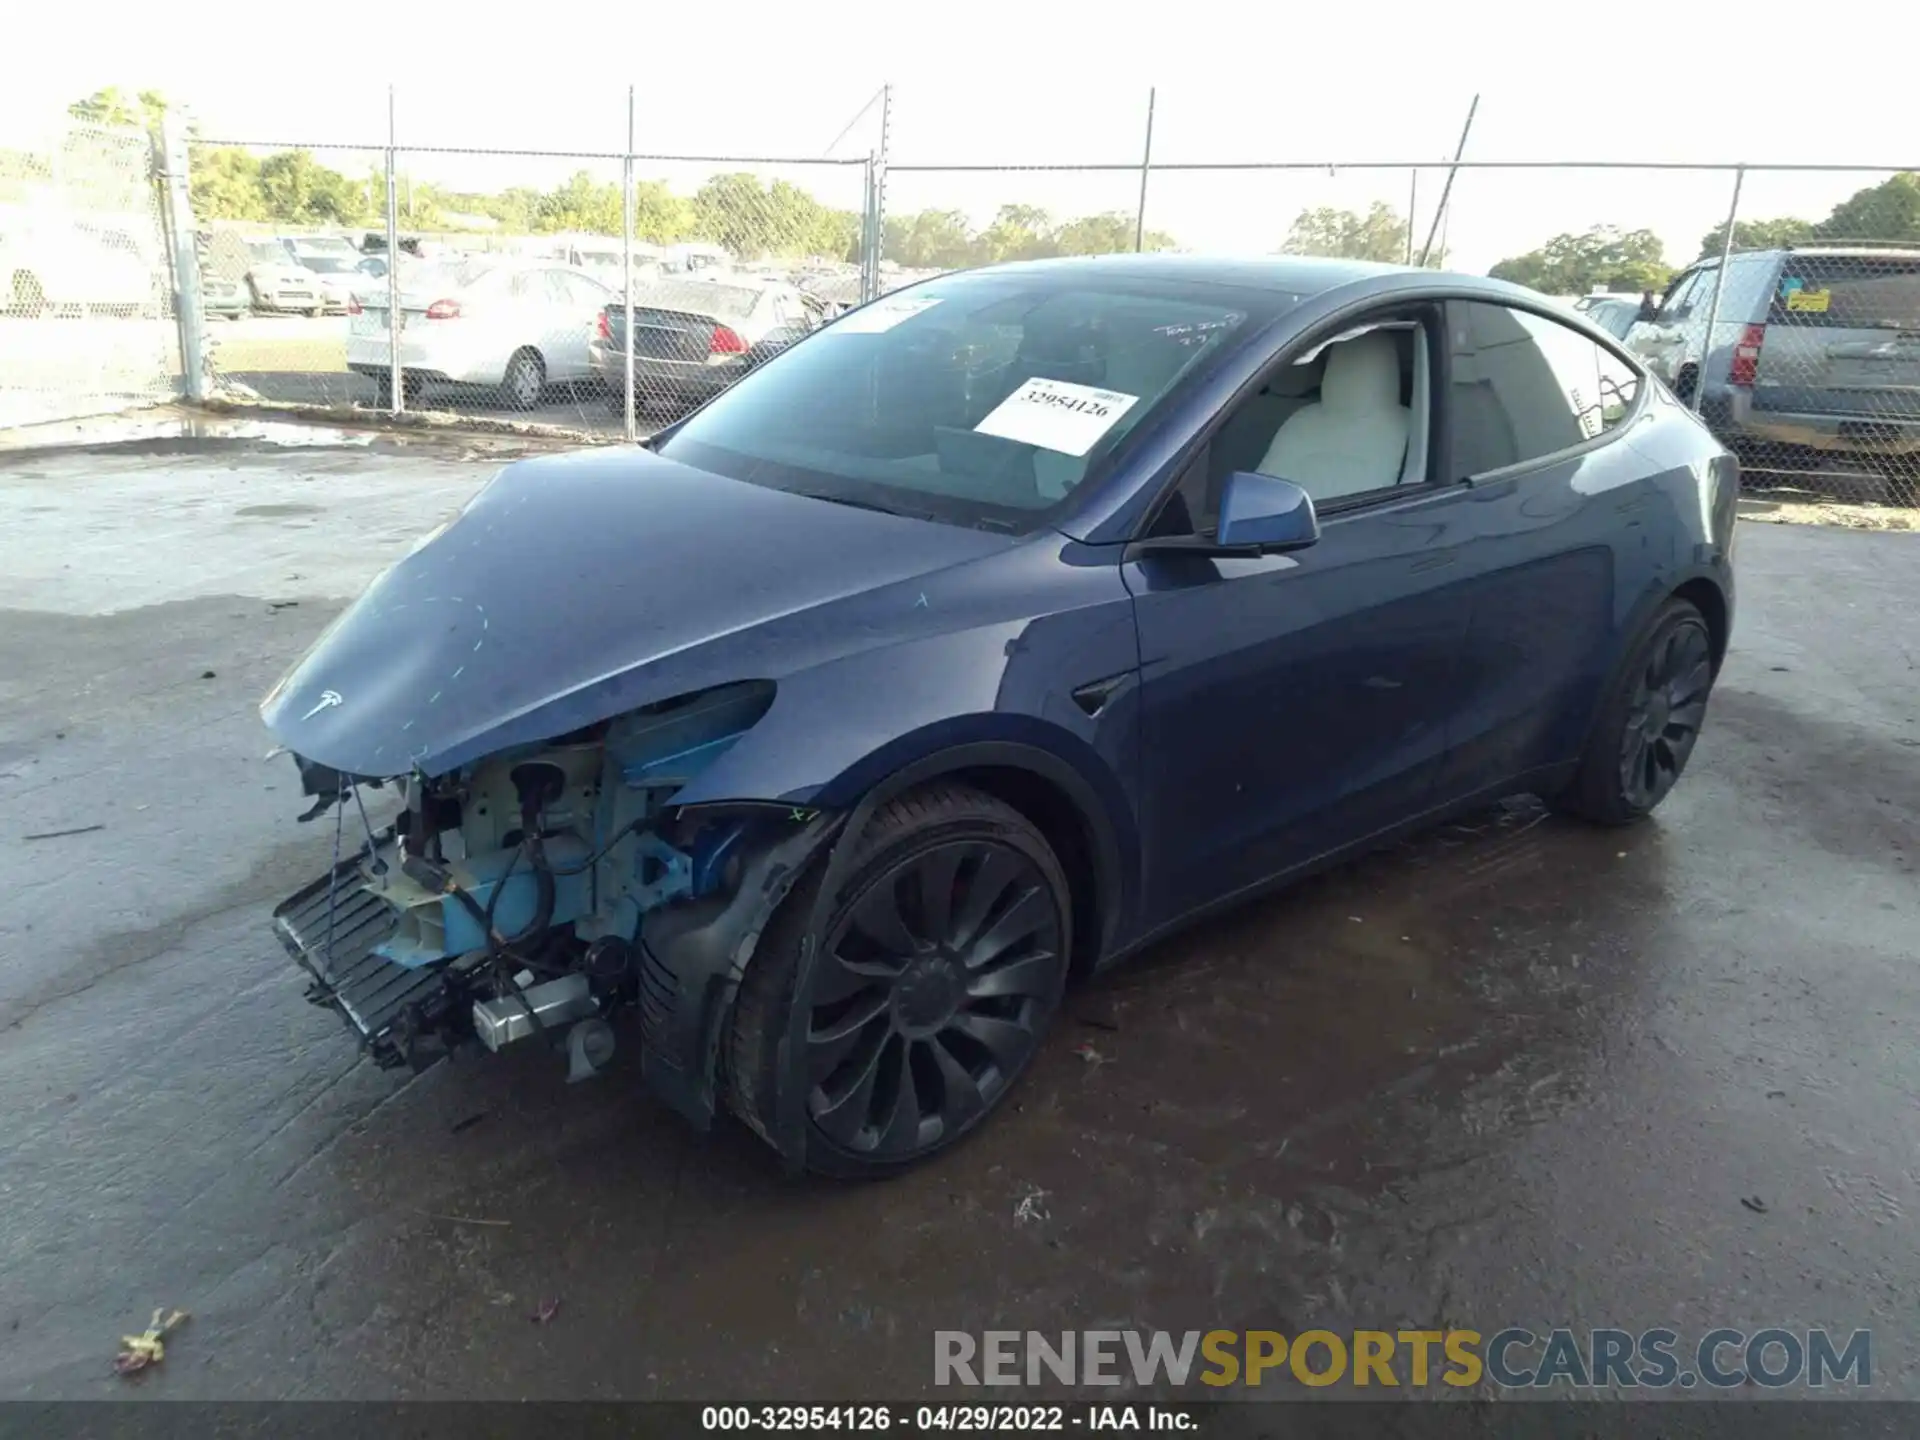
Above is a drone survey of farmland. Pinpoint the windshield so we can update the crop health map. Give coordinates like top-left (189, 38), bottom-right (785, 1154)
top-left (296, 255), bottom-right (353, 273)
top-left (247, 242), bottom-right (285, 264)
top-left (655, 270), bottom-right (1285, 529)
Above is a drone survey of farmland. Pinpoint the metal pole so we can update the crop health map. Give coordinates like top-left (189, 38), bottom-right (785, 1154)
top-left (1134, 87), bottom-right (1157, 253)
top-left (385, 86), bottom-right (402, 415)
top-left (157, 115), bottom-right (208, 402)
top-left (871, 84), bottom-right (892, 297)
top-left (860, 154), bottom-right (878, 303)
top-left (1694, 164), bottom-right (1746, 416)
top-left (1418, 93), bottom-right (1479, 268)
top-left (1405, 167), bottom-right (1417, 265)
top-left (622, 85), bottom-right (636, 444)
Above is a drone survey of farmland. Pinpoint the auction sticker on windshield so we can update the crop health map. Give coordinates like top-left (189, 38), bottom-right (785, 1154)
top-left (835, 295), bottom-right (943, 334)
top-left (974, 377), bottom-right (1141, 456)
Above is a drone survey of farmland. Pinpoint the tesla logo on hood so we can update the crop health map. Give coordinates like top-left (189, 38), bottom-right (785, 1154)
top-left (300, 689), bottom-right (343, 720)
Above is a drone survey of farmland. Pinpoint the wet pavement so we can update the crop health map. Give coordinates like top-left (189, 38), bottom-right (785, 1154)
top-left (0, 427), bottom-right (1915, 1402)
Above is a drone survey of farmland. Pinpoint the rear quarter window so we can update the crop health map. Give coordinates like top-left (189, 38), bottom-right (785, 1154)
top-left (1769, 256), bottom-right (1920, 329)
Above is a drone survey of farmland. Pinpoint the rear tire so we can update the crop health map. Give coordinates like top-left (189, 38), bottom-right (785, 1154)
top-left (1551, 598), bottom-right (1715, 826)
top-left (500, 348), bottom-right (545, 410)
top-left (726, 782), bottom-right (1072, 1179)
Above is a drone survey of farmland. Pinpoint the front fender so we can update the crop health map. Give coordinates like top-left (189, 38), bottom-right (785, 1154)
top-left (669, 599), bottom-right (1143, 916)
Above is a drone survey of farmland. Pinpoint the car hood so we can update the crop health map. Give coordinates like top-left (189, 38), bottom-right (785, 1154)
top-left (261, 447), bottom-right (1010, 779)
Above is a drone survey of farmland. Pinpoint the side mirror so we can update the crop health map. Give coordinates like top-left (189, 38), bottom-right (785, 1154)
top-left (1215, 471), bottom-right (1320, 552)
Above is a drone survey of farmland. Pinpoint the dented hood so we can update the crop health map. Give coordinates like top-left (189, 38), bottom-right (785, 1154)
top-left (261, 446), bottom-right (1007, 779)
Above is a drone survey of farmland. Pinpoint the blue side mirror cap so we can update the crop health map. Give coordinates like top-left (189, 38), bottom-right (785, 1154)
top-left (1216, 471), bottom-right (1320, 552)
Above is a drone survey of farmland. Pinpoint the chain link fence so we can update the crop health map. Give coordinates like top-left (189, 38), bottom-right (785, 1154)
top-left (8, 92), bottom-right (1919, 512)
top-left (184, 137), bottom-right (871, 438)
top-left (0, 117), bottom-right (180, 427)
top-left (1670, 167), bottom-right (1920, 508)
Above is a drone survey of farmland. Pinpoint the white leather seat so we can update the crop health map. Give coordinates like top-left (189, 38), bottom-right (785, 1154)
top-left (1257, 331), bottom-right (1410, 501)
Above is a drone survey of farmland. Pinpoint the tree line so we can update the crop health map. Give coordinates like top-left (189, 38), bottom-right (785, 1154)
top-left (47, 88), bottom-right (1920, 290)
top-left (187, 147), bottom-right (1184, 268)
top-left (1487, 173), bottom-right (1920, 295)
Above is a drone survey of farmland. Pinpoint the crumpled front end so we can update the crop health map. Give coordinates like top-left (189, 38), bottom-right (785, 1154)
top-left (269, 679), bottom-right (828, 1101)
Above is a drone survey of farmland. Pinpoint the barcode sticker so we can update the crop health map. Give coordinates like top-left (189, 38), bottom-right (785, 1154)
top-left (973, 377), bottom-right (1141, 456)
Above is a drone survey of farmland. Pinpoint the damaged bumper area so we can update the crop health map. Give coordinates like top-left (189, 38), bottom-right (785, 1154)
top-left (267, 679), bottom-right (838, 1124)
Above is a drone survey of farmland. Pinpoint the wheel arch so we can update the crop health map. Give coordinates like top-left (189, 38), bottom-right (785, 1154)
top-left (1672, 574), bottom-right (1730, 672)
top-left (848, 741), bottom-right (1124, 976)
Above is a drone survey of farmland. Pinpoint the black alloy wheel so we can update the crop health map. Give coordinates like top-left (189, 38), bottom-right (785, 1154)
top-left (806, 837), bottom-right (1063, 1158)
top-left (1618, 615), bottom-right (1713, 812)
top-left (727, 784), bottom-right (1071, 1177)
top-left (1553, 597), bottom-right (1716, 825)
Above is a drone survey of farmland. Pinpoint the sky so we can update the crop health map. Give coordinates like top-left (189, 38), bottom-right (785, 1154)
top-left (9, 0), bottom-right (1919, 273)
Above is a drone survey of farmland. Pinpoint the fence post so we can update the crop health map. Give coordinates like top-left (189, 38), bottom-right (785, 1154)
top-left (860, 154), bottom-right (879, 303)
top-left (1405, 167), bottom-right (1418, 265)
top-left (622, 84), bottom-right (636, 444)
top-left (155, 115), bottom-right (208, 402)
top-left (870, 84), bottom-right (892, 297)
top-left (385, 86), bottom-right (403, 415)
top-left (1695, 164), bottom-right (1746, 417)
top-left (1134, 87), bottom-right (1157, 252)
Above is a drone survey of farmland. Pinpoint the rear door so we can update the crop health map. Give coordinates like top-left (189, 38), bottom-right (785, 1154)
top-left (1428, 300), bottom-right (1648, 802)
top-left (1750, 252), bottom-right (1920, 425)
top-left (542, 270), bottom-right (609, 379)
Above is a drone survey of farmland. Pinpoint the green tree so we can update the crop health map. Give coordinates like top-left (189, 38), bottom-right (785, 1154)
top-left (190, 146), bottom-right (267, 220)
top-left (632, 180), bottom-right (697, 245)
top-left (690, 172), bottom-right (851, 258)
top-left (882, 208), bottom-right (975, 267)
top-left (1281, 202), bottom-right (1410, 262)
top-left (1051, 211), bottom-right (1174, 256)
top-left (1814, 172), bottom-right (1920, 243)
top-left (1697, 215), bottom-right (1816, 259)
top-left (1489, 224), bottom-right (1672, 295)
top-left (533, 170), bottom-right (623, 234)
top-left (254, 150), bottom-right (366, 224)
top-left (974, 204), bottom-right (1057, 262)
top-left (68, 87), bottom-right (172, 134)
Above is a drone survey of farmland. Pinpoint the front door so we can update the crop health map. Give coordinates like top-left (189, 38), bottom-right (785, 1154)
top-left (1125, 308), bottom-right (1480, 928)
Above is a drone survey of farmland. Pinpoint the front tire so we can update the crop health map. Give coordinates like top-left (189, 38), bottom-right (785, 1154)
top-left (726, 783), bottom-right (1072, 1178)
top-left (1552, 598), bottom-right (1715, 825)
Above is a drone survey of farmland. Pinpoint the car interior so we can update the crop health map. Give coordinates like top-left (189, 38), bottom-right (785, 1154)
top-left (1172, 321), bottom-right (1431, 528)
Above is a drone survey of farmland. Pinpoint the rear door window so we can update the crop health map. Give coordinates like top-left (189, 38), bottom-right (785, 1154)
top-left (1446, 302), bottom-right (1641, 478)
top-left (1769, 256), bottom-right (1920, 329)
top-left (1657, 268), bottom-right (1710, 323)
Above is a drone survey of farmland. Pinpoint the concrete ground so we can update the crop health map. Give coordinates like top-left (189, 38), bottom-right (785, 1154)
top-left (0, 423), bottom-right (1915, 1402)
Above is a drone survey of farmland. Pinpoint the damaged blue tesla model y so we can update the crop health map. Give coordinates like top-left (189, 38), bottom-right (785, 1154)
top-left (262, 254), bottom-right (1737, 1177)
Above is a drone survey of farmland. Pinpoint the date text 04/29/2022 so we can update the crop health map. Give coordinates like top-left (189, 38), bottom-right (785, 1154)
top-left (700, 1404), bottom-right (1193, 1432)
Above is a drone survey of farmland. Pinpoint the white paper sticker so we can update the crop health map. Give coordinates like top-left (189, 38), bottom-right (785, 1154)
top-left (833, 295), bottom-right (943, 334)
top-left (972, 376), bottom-right (1141, 457)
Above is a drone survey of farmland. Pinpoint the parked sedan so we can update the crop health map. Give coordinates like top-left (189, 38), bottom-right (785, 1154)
top-left (292, 253), bottom-right (370, 314)
top-left (346, 259), bottom-right (613, 409)
top-left (264, 255), bottom-right (1736, 1177)
top-left (588, 277), bottom-right (828, 411)
top-left (243, 240), bottom-right (322, 315)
